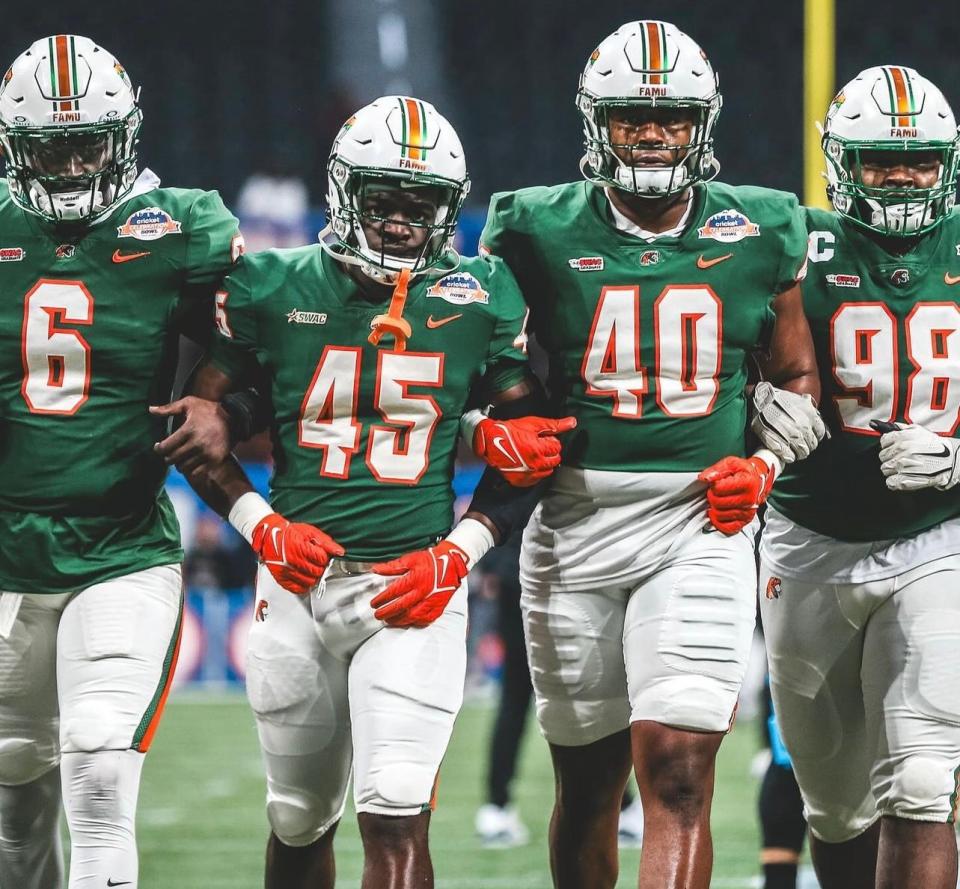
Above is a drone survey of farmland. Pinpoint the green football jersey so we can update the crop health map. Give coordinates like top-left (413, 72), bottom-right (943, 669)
top-left (770, 207), bottom-right (960, 542)
top-left (480, 180), bottom-right (807, 472)
top-left (209, 247), bottom-right (530, 561)
top-left (0, 177), bottom-right (241, 592)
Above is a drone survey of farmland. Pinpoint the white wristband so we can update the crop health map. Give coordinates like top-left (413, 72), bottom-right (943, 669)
top-left (228, 491), bottom-right (274, 544)
top-left (752, 447), bottom-right (783, 481)
top-left (445, 517), bottom-right (496, 566)
top-left (459, 408), bottom-right (489, 446)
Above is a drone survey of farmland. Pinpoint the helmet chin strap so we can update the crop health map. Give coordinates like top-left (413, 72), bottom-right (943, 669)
top-left (368, 267), bottom-right (412, 351)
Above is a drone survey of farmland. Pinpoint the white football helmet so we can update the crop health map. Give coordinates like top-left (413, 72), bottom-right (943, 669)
top-left (822, 66), bottom-right (959, 236)
top-left (577, 20), bottom-right (722, 197)
top-left (324, 96), bottom-right (469, 281)
top-left (0, 35), bottom-right (142, 224)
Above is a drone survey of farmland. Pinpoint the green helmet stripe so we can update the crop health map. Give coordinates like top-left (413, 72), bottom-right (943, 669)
top-left (47, 37), bottom-right (57, 98)
top-left (659, 22), bottom-right (669, 84)
top-left (418, 99), bottom-right (429, 159)
top-left (69, 36), bottom-right (78, 97)
top-left (398, 97), bottom-right (408, 159)
top-left (640, 23), bottom-right (648, 79)
top-left (904, 70), bottom-right (918, 124)
top-left (882, 67), bottom-right (897, 120)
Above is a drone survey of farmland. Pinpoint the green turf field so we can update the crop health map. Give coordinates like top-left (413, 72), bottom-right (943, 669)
top-left (129, 690), bottom-right (788, 888)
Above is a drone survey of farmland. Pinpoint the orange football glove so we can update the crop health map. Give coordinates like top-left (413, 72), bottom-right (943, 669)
top-left (370, 540), bottom-right (470, 627)
top-left (698, 455), bottom-right (776, 535)
top-left (472, 416), bottom-right (577, 487)
top-left (252, 513), bottom-right (344, 595)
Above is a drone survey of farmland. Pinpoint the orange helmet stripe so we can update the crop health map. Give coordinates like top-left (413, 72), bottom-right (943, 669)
top-left (888, 67), bottom-right (914, 127)
top-left (646, 21), bottom-right (662, 84)
top-left (404, 97), bottom-right (423, 160)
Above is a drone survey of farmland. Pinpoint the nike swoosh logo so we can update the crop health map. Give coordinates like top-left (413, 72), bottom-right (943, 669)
top-left (697, 253), bottom-right (734, 269)
top-left (112, 249), bottom-right (151, 263)
top-left (945, 272), bottom-right (960, 285)
top-left (270, 527), bottom-right (282, 557)
top-left (426, 313), bottom-right (463, 329)
top-left (107, 881), bottom-right (132, 887)
top-left (922, 446), bottom-right (952, 458)
top-left (492, 435), bottom-right (520, 464)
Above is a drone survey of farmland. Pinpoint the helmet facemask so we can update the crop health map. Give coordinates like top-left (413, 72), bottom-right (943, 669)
top-left (0, 108), bottom-right (142, 224)
top-left (327, 161), bottom-right (468, 281)
top-left (824, 136), bottom-right (959, 237)
top-left (578, 93), bottom-right (720, 198)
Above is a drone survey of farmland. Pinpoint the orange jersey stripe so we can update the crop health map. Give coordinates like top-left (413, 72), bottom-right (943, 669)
top-left (646, 21), bottom-right (662, 84)
top-left (405, 97), bottom-right (423, 160)
top-left (890, 67), bottom-right (912, 127)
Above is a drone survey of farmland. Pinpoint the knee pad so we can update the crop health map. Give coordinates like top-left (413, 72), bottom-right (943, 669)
top-left (266, 788), bottom-right (342, 848)
top-left (882, 756), bottom-right (956, 820)
top-left (355, 763), bottom-right (435, 816)
top-left (61, 749), bottom-right (143, 827)
top-left (632, 674), bottom-right (738, 733)
top-left (60, 698), bottom-right (131, 752)
top-left (0, 736), bottom-right (59, 787)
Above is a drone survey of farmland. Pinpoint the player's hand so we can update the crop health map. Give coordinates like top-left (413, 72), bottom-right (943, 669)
top-left (252, 513), bottom-right (344, 595)
top-left (750, 382), bottom-right (826, 464)
top-left (472, 416), bottom-right (577, 487)
top-left (698, 455), bottom-right (776, 535)
top-left (876, 423), bottom-right (960, 491)
top-left (370, 540), bottom-right (470, 627)
top-left (151, 397), bottom-right (231, 474)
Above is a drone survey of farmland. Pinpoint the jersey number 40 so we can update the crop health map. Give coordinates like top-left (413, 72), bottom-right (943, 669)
top-left (299, 347), bottom-right (443, 484)
top-left (581, 285), bottom-right (721, 418)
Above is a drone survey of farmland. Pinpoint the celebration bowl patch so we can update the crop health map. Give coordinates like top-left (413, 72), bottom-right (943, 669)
top-left (117, 207), bottom-right (183, 241)
top-left (0, 247), bottom-right (25, 262)
top-left (426, 272), bottom-right (489, 305)
top-left (697, 209), bottom-right (761, 244)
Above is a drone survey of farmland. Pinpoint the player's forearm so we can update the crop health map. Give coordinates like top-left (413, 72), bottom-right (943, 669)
top-left (182, 456), bottom-right (255, 519)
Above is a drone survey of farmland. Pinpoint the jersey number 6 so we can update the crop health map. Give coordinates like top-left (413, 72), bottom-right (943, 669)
top-left (21, 279), bottom-right (95, 415)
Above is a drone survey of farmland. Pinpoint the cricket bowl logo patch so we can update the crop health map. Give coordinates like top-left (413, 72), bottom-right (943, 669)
top-left (117, 207), bottom-right (182, 241)
top-left (697, 209), bottom-right (761, 244)
top-left (0, 247), bottom-right (25, 262)
top-left (426, 272), bottom-right (489, 305)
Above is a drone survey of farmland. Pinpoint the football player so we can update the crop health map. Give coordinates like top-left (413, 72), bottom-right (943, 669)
top-left (154, 96), bottom-right (572, 889)
top-left (759, 67), bottom-right (960, 889)
top-left (0, 36), bottom-right (243, 889)
top-left (478, 21), bottom-right (824, 889)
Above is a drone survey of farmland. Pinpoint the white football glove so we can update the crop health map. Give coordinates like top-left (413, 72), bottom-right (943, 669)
top-left (750, 382), bottom-right (827, 464)
top-left (877, 423), bottom-right (960, 491)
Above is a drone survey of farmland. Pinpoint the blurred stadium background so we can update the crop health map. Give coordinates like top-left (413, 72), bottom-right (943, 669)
top-left (5, 1), bottom-right (959, 885)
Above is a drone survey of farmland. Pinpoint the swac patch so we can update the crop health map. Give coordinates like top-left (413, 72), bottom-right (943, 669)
top-left (0, 247), bottom-right (25, 262)
top-left (286, 308), bottom-right (328, 325)
top-left (568, 256), bottom-right (604, 271)
top-left (426, 272), bottom-right (489, 305)
top-left (697, 209), bottom-right (761, 243)
top-left (826, 273), bottom-right (860, 288)
top-left (117, 207), bottom-right (183, 241)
